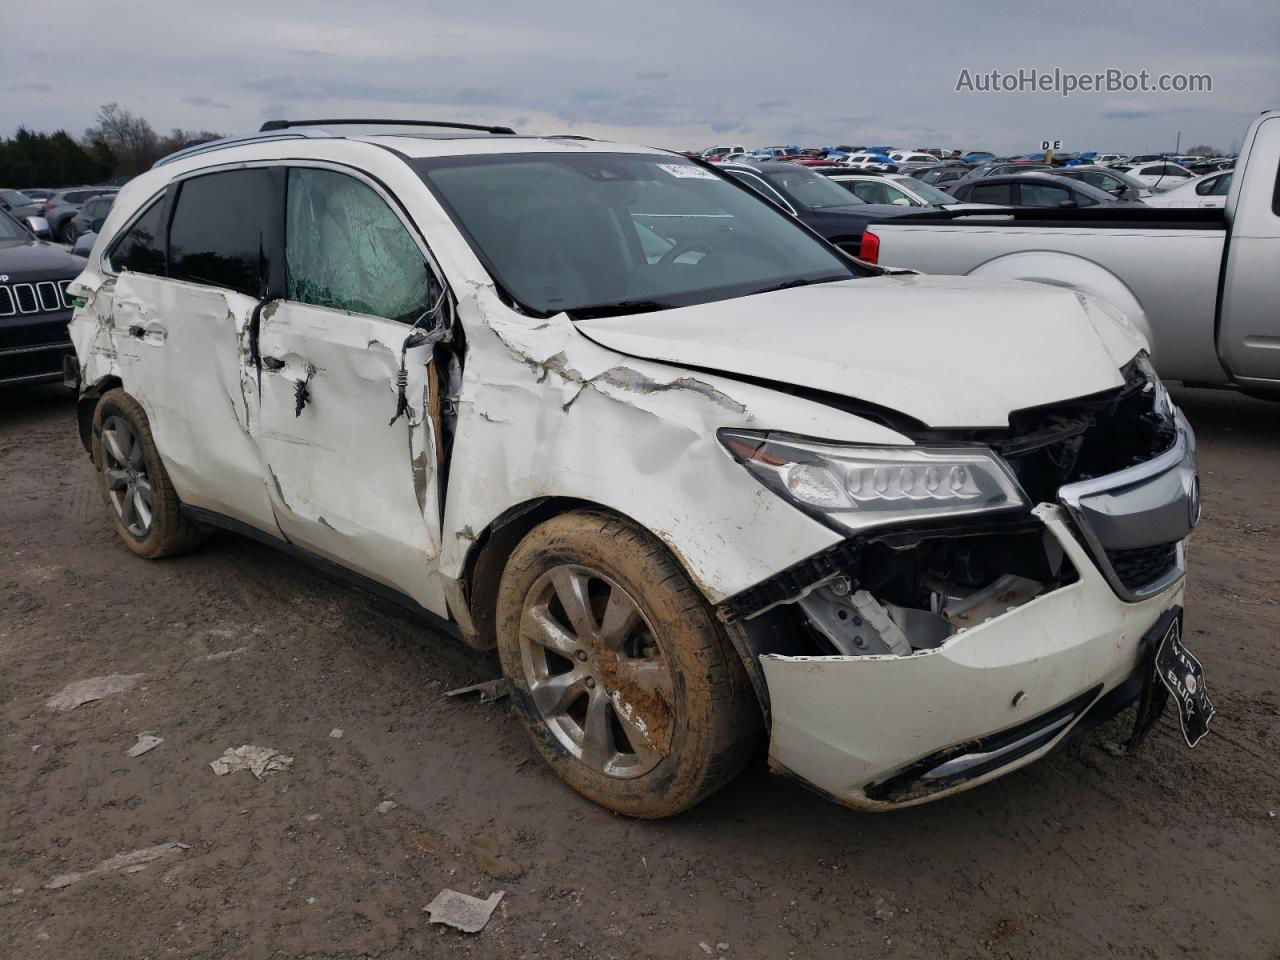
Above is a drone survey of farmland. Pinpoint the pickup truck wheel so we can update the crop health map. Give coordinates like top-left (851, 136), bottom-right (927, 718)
top-left (495, 511), bottom-right (759, 818)
top-left (91, 389), bottom-right (206, 559)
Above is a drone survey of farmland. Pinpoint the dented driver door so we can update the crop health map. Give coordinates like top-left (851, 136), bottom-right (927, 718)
top-left (248, 166), bottom-right (447, 616)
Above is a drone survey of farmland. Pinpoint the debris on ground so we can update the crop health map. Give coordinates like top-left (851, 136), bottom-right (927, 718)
top-left (468, 834), bottom-right (526, 880)
top-left (46, 842), bottom-right (189, 890)
top-left (424, 888), bottom-right (504, 933)
top-left (328, 728), bottom-right (344, 739)
top-left (699, 942), bottom-right (714, 955)
top-left (1099, 740), bottom-right (1129, 758)
top-left (414, 833), bottom-right (452, 858)
top-left (126, 734), bottom-right (164, 758)
top-left (717, 943), bottom-right (730, 952)
top-left (375, 800), bottom-right (397, 814)
top-left (209, 745), bottom-right (294, 779)
top-left (45, 674), bottom-right (144, 712)
top-left (444, 678), bottom-right (509, 703)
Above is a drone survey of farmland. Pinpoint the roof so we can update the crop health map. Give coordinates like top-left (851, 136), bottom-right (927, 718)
top-left (154, 121), bottom-right (668, 168)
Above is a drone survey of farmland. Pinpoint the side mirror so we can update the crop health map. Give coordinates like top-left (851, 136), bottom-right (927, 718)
top-left (72, 232), bottom-right (96, 257)
top-left (24, 215), bottom-right (51, 240)
top-left (891, 197), bottom-right (912, 206)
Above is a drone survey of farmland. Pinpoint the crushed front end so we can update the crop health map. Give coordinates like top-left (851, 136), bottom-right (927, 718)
top-left (719, 358), bottom-right (1200, 810)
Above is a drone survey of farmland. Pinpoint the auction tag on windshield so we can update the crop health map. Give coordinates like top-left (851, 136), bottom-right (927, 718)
top-left (1155, 616), bottom-right (1214, 747)
top-left (658, 163), bottom-right (719, 180)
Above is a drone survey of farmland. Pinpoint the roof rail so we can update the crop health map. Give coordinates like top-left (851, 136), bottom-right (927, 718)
top-left (259, 118), bottom-right (516, 135)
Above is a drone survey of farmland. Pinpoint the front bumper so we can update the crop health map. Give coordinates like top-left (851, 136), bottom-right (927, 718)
top-left (0, 307), bottom-right (75, 386)
top-left (760, 502), bottom-right (1185, 811)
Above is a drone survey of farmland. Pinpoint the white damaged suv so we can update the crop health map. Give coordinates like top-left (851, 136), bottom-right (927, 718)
top-left (67, 120), bottom-right (1206, 816)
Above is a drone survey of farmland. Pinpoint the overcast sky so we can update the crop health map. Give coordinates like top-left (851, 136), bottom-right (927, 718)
top-left (2, 0), bottom-right (1276, 154)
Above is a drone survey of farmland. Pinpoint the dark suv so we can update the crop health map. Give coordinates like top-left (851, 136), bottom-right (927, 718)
top-left (718, 161), bottom-right (915, 251)
top-left (0, 209), bottom-right (86, 386)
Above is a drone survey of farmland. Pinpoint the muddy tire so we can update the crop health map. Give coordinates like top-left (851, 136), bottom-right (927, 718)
top-left (495, 510), bottom-right (760, 818)
top-left (91, 388), bottom-right (206, 559)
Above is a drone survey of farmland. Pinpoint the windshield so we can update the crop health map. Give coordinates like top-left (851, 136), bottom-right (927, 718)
top-left (416, 153), bottom-right (864, 319)
top-left (2, 189), bottom-right (32, 206)
top-left (0, 212), bottom-right (28, 241)
top-left (892, 177), bottom-right (954, 205)
top-left (760, 168), bottom-right (861, 209)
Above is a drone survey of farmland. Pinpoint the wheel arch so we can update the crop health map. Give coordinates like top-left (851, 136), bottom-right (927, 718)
top-left (965, 250), bottom-right (1154, 351)
top-left (76, 374), bottom-right (123, 455)
top-left (456, 495), bottom-right (774, 723)
top-left (459, 496), bottom-right (638, 652)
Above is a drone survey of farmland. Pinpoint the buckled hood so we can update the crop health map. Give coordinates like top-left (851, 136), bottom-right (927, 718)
top-left (575, 273), bottom-right (1144, 428)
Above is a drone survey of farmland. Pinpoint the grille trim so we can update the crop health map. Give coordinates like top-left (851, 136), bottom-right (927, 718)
top-left (37, 281), bottom-right (60, 311)
top-left (0, 281), bottom-right (74, 317)
top-left (1058, 414), bottom-right (1195, 602)
top-left (14, 283), bottom-right (38, 313)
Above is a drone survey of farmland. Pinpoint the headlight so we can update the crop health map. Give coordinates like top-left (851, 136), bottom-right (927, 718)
top-left (1132, 354), bottom-right (1174, 420)
top-left (719, 430), bottom-right (1029, 533)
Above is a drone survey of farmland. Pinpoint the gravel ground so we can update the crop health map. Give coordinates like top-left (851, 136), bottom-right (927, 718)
top-left (1, 383), bottom-right (1277, 960)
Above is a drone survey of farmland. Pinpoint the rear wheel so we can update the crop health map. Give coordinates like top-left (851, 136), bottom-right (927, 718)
top-left (60, 219), bottom-right (77, 244)
top-left (92, 389), bottom-right (205, 558)
top-left (495, 511), bottom-right (759, 818)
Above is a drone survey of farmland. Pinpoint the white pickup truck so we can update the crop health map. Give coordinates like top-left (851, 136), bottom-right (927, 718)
top-left (861, 110), bottom-right (1280, 399)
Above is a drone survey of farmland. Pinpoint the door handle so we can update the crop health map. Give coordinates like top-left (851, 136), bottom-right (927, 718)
top-left (128, 324), bottom-right (166, 343)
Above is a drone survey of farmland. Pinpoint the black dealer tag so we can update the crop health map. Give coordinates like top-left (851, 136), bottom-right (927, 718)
top-left (1154, 617), bottom-right (1214, 747)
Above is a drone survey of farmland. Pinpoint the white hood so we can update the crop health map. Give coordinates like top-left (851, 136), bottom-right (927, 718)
top-left (575, 274), bottom-right (1142, 428)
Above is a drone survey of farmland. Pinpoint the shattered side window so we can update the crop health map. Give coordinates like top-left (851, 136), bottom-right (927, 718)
top-left (285, 168), bottom-right (434, 324)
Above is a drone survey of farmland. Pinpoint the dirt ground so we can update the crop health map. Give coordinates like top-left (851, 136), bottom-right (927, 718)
top-left (1, 382), bottom-right (1277, 960)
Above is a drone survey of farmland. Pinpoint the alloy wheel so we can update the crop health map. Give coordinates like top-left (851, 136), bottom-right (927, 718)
top-left (518, 564), bottom-right (675, 778)
top-left (101, 415), bottom-right (154, 538)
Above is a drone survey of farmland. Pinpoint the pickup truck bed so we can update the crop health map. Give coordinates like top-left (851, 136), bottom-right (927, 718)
top-left (866, 112), bottom-right (1280, 396)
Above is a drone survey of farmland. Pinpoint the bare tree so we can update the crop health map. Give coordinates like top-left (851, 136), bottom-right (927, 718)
top-left (84, 103), bottom-right (159, 177)
top-left (1185, 144), bottom-right (1223, 157)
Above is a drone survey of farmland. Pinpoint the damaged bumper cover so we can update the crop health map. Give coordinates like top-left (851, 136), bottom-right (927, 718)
top-left (760, 504), bottom-right (1184, 809)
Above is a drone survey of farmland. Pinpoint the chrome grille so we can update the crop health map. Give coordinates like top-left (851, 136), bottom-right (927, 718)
top-left (0, 281), bottom-right (73, 316)
top-left (37, 281), bottom-right (60, 310)
top-left (14, 283), bottom-right (37, 313)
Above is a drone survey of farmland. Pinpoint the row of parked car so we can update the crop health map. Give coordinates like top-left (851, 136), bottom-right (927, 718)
top-left (0, 184), bottom-right (118, 246)
top-left (697, 145), bottom-right (1235, 212)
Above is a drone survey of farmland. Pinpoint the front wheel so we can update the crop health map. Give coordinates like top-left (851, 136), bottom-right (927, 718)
top-left (495, 511), bottom-right (760, 818)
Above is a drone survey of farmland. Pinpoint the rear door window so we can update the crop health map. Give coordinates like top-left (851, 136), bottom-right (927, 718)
top-left (968, 182), bottom-right (1013, 204)
top-left (168, 169), bottom-right (274, 298)
top-left (107, 199), bottom-right (167, 276)
top-left (1018, 183), bottom-right (1075, 207)
top-left (285, 167), bottom-right (435, 324)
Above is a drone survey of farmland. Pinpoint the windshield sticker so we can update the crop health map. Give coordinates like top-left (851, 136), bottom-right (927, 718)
top-left (658, 164), bottom-right (719, 180)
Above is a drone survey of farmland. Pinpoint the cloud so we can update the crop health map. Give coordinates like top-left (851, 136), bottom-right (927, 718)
top-left (181, 95), bottom-right (230, 109)
top-left (0, 0), bottom-right (1273, 154)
